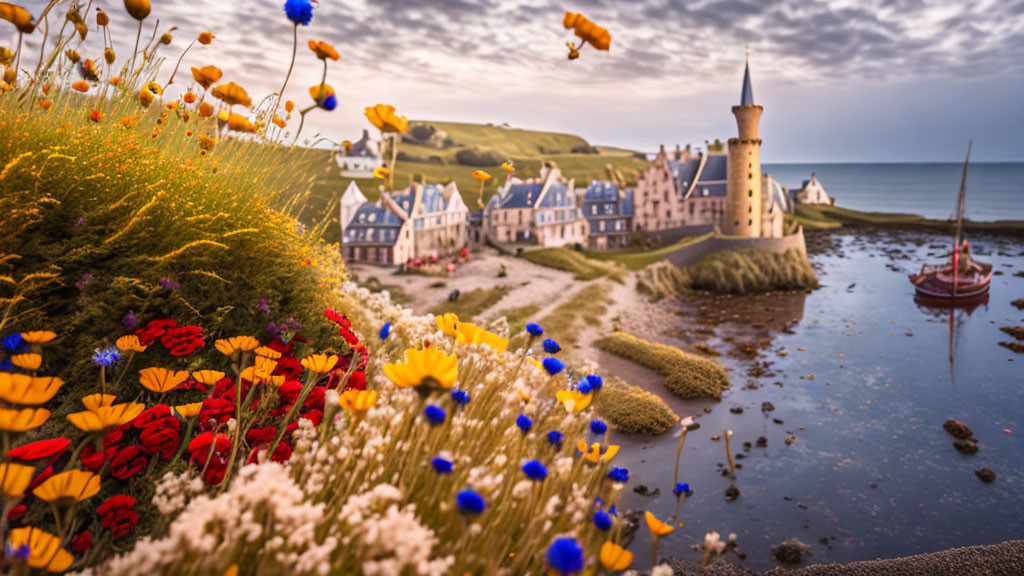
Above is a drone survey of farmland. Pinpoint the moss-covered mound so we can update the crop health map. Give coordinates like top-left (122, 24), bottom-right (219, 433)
top-left (638, 248), bottom-right (817, 297)
top-left (593, 377), bottom-right (678, 435)
top-left (596, 332), bottom-right (729, 400)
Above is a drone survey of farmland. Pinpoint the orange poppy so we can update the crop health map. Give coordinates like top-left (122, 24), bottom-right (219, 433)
top-left (190, 65), bottom-right (222, 90)
top-left (1, 3), bottom-right (36, 34)
top-left (197, 31), bottom-right (215, 45)
top-left (89, 109), bottom-right (101, 122)
top-left (364, 104), bottom-right (408, 134)
top-left (71, 80), bottom-right (89, 93)
top-left (308, 40), bottom-right (340, 61)
top-left (563, 12), bottom-right (611, 52)
top-left (198, 101), bottom-right (214, 118)
top-left (211, 81), bottom-right (251, 108)
top-left (183, 91), bottom-right (197, 104)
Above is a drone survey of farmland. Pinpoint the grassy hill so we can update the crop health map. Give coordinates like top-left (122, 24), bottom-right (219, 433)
top-left (308, 121), bottom-right (650, 243)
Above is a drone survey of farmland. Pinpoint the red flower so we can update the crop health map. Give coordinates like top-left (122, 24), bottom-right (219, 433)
top-left (177, 377), bottom-right (209, 393)
top-left (274, 355), bottom-right (303, 380)
top-left (302, 409), bottom-right (323, 427)
top-left (270, 442), bottom-right (292, 463)
top-left (304, 386), bottom-right (325, 410)
top-left (80, 444), bottom-right (106, 472)
top-left (97, 495), bottom-right (138, 538)
top-left (339, 326), bottom-right (360, 346)
top-left (204, 456), bottom-right (227, 485)
top-left (134, 405), bottom-right (172, 429)
top-left (246, 426), bottom-right (276, 447)
top-left (199, 397), bottom-right (235, 430)
top-left (324, 308), bottom-right (351, 328)
top-left (71, 531), bottom-right (92, 554)
top-left (26, 466), bottom-right (53, 494)
top-left (213, 376), bottom-right (250, 402)
top-left (103, 423), bottom-right (134, 459)
top-left (110, 446), bottom-right (148, 480)
top-left (8, 438), bottom-right (71, 460)
top-left (187, 432), bottom-right (231, 467)
top-left (344, 371), bottom-right (367, 391)
top-left (139, 417), bottom-right (181, 460)
top-left (7, 504), bottom-right (25, 522)
top-left (136, 318), bottom-right (177, 345)
top-left (161, 325), bottom-right (205, 356)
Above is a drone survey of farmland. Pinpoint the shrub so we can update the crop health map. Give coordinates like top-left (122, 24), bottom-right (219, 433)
top-left (593, 378), bottom-right (678, 435)
top-left (637, 249), bottom-right (818, 297)
top-left (521, 248), bottom-right (625, 282)
top-left (454, 146), bottom-right (503, 167)
top-left (595, 332), bottom-right (729, 400)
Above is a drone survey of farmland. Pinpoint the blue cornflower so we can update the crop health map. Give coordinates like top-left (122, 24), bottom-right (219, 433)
top-left (542, 357), bottom-right (564, 376)
top-left (593, 510), bottom-right (612, 530)
top-left (674, 482), bottom-right (692, 496)
top-left (2, 333), bottom-right (25, 352)
top-left (92, 347), bottom-right (121, 367)
top-left (451, 389), bottom-right (471, 405)
top-left (590, 419), bottom-right (608, 435)
top-left (424, 404), bottom-right (446, 426)
top-left (121, 310), bottom-right (137, 330)
top-left (576, 379), bottom-right (592, 395)
top-left (608, 467), bottom-right (629, 483)
top-left (284, 0), bottom-right (314, 25)
top-left (585, 374), bottom-right (603, 391)
top-left (543, 339), bottom-right (561, 354)
top-left (379, 322), bottom-right (392, 340)
top-left (5, 544), bottom-right (30, 559)
top-left (521, 459), bottom-right (548, 481)
top-left (546, 430), bottom-right (564, 447)
top-left (456, 489), bottom-right (486, 515)
top-left (431, 457), bottom-right (453, 474)
top-left (0, 359), bottom-right (14, 373)
top-left (321, 94), bottom-right (338, 111)
top-left (546, 537), bottom-right (584, 574)
top-left (526, 322), bottom-right (543, 336)
top-left (516, 414), bottom-right (532, 433)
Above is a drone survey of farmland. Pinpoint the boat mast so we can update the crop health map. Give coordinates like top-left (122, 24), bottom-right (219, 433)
top-left (953, 141), bottom-right (971, 255)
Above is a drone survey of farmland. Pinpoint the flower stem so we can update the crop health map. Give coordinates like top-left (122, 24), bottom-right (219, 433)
top-left (129, 20), bottom-right (143, 84)
top-left (269, 24), bottom-right (298, 134)
top-left (164, 39), bottom-right (195, 88)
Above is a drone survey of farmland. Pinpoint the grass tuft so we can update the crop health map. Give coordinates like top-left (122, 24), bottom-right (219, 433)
top-left (638, 249), bottom-right (818, 297)
top-left (593, 377), bottom-right (679, 435)
top-left (596, 331), bottom-right (729, 400)
top-left (520, 248), bottom-right (625, 282)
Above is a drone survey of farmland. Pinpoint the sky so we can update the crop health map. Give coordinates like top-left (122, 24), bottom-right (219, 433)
top-left (5, 0), bottom-right (1024, 162)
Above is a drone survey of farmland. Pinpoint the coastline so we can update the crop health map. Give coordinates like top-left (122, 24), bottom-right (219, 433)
top-left (791, 204), bottom-right (1024, 236)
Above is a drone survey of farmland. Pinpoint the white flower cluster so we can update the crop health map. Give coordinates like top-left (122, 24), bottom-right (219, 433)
top-left (151, 469), bottom-right (205, 517)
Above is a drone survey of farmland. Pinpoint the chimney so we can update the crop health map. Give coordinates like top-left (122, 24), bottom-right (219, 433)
top-left (673, 144), bottom-right (682, 161)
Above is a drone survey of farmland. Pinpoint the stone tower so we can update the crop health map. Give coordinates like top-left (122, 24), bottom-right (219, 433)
top-left (724, 55), bottom-right (763, 237)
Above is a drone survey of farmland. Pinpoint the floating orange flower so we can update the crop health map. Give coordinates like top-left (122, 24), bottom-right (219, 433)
top-left (34, 470), bottom-right (101, 504)
top-left (563, 12), bottom-right (611, 52)
top-left (190, 65), bottom-right (222, 90)
top-left (183, 91), bottom-right (197, 104)
top-left (0, 2), bottom-right (36, 34)
top-left (65, 49), bottom-right (80, 63)
top-left (138, 367), bottom-right (190, 394)
top-left (576, 439), bottom-right (619, 463)
top-left (211, 81), bottom-right (251, 107)
top-left (124, 0), bottom-right (151, 21)
top-left (71, 80), bottom-right (89, 93)
top-left (308, 40), bottom-right (340, 61)
top-left (300, 353), bottom-right (339, 374)
top-left (600, 541), bottom-right (633, 571)
top-left (0, 407), bottom-right (49, 432)
top-left (39, 99), bottom-right (51, 109)
top-left (115, 334), bottom-right (147, 352)
top-left (96, 9), bottom-right (109, 26)
top-left (104, 48), bottom-right (115, 64)
top-left (308, 83), bottom-right (335, 103)
top-left (285, 100), bottom-right (295, 113)
top-left (255, 346), bottom-right (282, 359)
top-left (20, 331), bottom-right (56, 344)
top-left (67, 396), bottom-right (144, 432)
top-left (109, 76), bottom-right (121, 86)
top-left (501, 160), bottom-right (516, 172)
top-left (365, 104), bottom-right (408, 133)
top-left (0, 374), bottom-right (64, 405)
top-left (644, 511), bottom-right (674, 536)
top-left (472, 170), bottom-right (492, 182)
top-left (6, 527), bottom-right (73, 572)
top-left (455, 322), bottom-right (508, 353)
top-left (191, 370), bottom-right (225, 386)
top-left (217, 109), bottom-right (256, 133)
top-left (197, 31), bottom-right (215, 45)
top-left (272, 115), bottom-right (286, 129)
top-left (10, 353), bottom-right (41, 370)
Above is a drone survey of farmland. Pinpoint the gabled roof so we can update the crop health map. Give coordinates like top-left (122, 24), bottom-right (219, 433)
top-left (700, 154), bottom-right (728, 182)
top-left (668, 158), bottom-right (701, 189)
top-left (537, 182), bottom-right (573, 209)
top-left (498, 182), bottom-right (543, 209)
top-left (346, 129), bottom-right (380, 159)
top-left (583, 181), bottom-right (620, 203)
top-left (621, 188), bottom-right (635, 216)
top-left (348, 203), bottom-right (404, 230)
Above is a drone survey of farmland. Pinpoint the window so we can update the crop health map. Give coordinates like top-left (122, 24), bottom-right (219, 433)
top-left (749, 190), bottom-right (753, 197)
top-left (748, 219), bottom-right (753, 226)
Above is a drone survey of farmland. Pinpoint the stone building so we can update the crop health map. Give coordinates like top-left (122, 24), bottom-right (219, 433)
top-left (581, 181), bottom-right (634, 250)
top-left (484, 162), bottom-right (589, 248)
top-left (791, 172), bottom-right (833, 205)
top-left (340, 181), bottom-right (469, 265)
top-left (631, 147), bottom-right (728, 235)
top-left (336, 129), bottom-right (381, 175)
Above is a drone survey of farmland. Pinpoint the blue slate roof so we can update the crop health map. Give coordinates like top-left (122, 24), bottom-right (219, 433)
top-left (584, 181), bottom-right (620, 203)
top-left (668, 159), bottom-right (701, 189)
top-left (498, 183), bottom-right (542, 209)
top-left (700, 155), bottom-right (728, 182)
top-left (345, 202), bottom-right (403, 245)
top-left (622, 189), bottom-right (634, 216)
top-left (537, 182), bottom-right (572, 209)
top-left (417, 184), bottom-right (447, 215)
top-left (740, 59), bottom-right (754, 106)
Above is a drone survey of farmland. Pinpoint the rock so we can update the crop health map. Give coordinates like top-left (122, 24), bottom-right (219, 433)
top-left (975, 468), bottom-right (996, 483)
top-left (725, 485), bottom-right (740, 501)
top-left (772, 538), bottom-right (812, 564)
top-left (761, 401), bottom-right (775, 412)
top-left (773, 418), bottom-right (784, 424)
top-left (953, 439), bottom-right (979, 454)
top-left (756, 436), bottom-right (768, 448)
top-left (687, 421), bottom-right (701, 431)
top-left (730, 406), bottom-right (744, 414)
top-left (785, 435), bottom-right (796, 445)
top-left (943, 419), bottom-right (973, 440)
top-left (633, 484), bottom-right (660, 497)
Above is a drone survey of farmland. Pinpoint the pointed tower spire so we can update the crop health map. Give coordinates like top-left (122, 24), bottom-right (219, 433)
top-left (740, 48), bottom-right (755, 106)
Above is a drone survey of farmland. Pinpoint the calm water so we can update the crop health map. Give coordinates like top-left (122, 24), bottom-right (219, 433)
top-left (612, 228), bottom-right (1024, 571)
top-left (764, 163), bottom-right (1024, 222)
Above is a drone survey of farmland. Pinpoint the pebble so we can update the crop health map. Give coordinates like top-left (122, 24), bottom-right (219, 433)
top-left (975, 468), bottom-right (996, 483)
top-left (943, 419), bottom-right (973, 440)
top-left (953, 439), bottom-right (979, 454)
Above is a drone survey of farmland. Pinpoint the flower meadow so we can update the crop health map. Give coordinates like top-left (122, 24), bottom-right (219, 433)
top-left (0, 1), bottom-right (730, 574)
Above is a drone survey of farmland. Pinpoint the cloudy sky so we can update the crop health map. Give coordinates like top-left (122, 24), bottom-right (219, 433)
top-left (7, 0), bottom-right (1024, 161)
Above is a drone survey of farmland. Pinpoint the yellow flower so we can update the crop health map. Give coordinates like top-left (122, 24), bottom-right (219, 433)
top-left (644, 511), bottom-right (674, 536)
top-left (308, 40), bottom-right (340, 61)
top-left (556, 390), bottom-right (593, 412)
top-left (197, 31), bottom-right (215, 45)
top-left (517, 388), bottom-right (531, 403)
top-left (0, 463), bottom-right (35, 497)
top-left (211, 81), bottom-right (251, 108)
top-left (191, 370), bottom-right (225, 386)
top-left (214, 336), bottom-right (259, 355)
top-left (0, 374), bottom-right (64, 405)
top-left (339, 389), bottom-right (377, 412)
top-left (501, 161), bottom-right (516, 172)
top-left (384, 348), bottom-right (458, 389)
top-left (174, 401), bottom-right (203, 418)
top-left (104, 47), bottom-right (116, 64)
top-left (33, 470), bottom-right (100, 504)
top-left (300, 353), bottom-right (339, 374)
top-left (372, 166), bottom-right (390, 180)
top-left (223, 565), bottom-right (238, 576)
top-left (20, 331), bottom-right (56, 344)
top-left (115, 334), bottom-right (147, 352)
top-left (254, 355), bottom-right (278, 374)
top-left (10, 353), bottom-right (41, 370)
top-left (124, 0), bottom-right (152, 21)
top-left (139, 86), bottom-right (156, 107)
top-left (255, 346), bottom-right (282, 360)
top-left (0, 408), bottom-right (49, 432)
top-left (273, 115), bottom-right (287, 129)
top-left (364, 103), bottom-right (408, 133)
top-left (139, 367), bottom-right (189, 394)
top-left (6, 527), bottom-right (73, 572)
top-left (455, 322), bottom-right (508, 353)
top-left (0, 3), bottom-right (36, 34)
top-left (96, 9), bottom-right (109, 26)
top-left (190, 65), bottom-right (223, 90)
top-left (472, 170), bottom-right (492, 182)
top-left (216, 109), bottom-right (256, 133)
top-left (599, 541), bottom-right (633, 571)
top-left (66, 397), bottom-right (144, 433)
top-left (576, 439), bottom-right (618, 463)
top-left (308, 83), bottom-right (335, 103)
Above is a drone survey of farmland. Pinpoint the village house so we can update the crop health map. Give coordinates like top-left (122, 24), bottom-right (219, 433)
top-left (336, 129), bottom-right (381, 175)
top-left (631, 146), bottom-right (728, 236)
top-left (791, 172), bottom-right (833, 205)
top-left (580, 181), bottom-right (634, 250)
top-left (340, 181), bottom-right (469, 265)
top-left (484, 162), bottom-right (589, 248)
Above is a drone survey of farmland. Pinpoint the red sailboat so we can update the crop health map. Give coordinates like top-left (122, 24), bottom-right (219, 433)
top-left (909, 142), bottom-right (993, 301)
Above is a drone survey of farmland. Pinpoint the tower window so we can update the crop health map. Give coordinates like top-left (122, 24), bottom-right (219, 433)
top-left (748, 219), bottom-right (753, 226)
top-left (748, 190), bottom-right (753, 197)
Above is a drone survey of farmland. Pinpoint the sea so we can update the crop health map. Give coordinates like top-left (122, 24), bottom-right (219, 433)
top-left (764, 163), bottom-right (1024, 222)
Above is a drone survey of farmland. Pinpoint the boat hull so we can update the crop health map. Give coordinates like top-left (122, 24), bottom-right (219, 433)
top-left (909, 268), bottom-right (991, 300)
